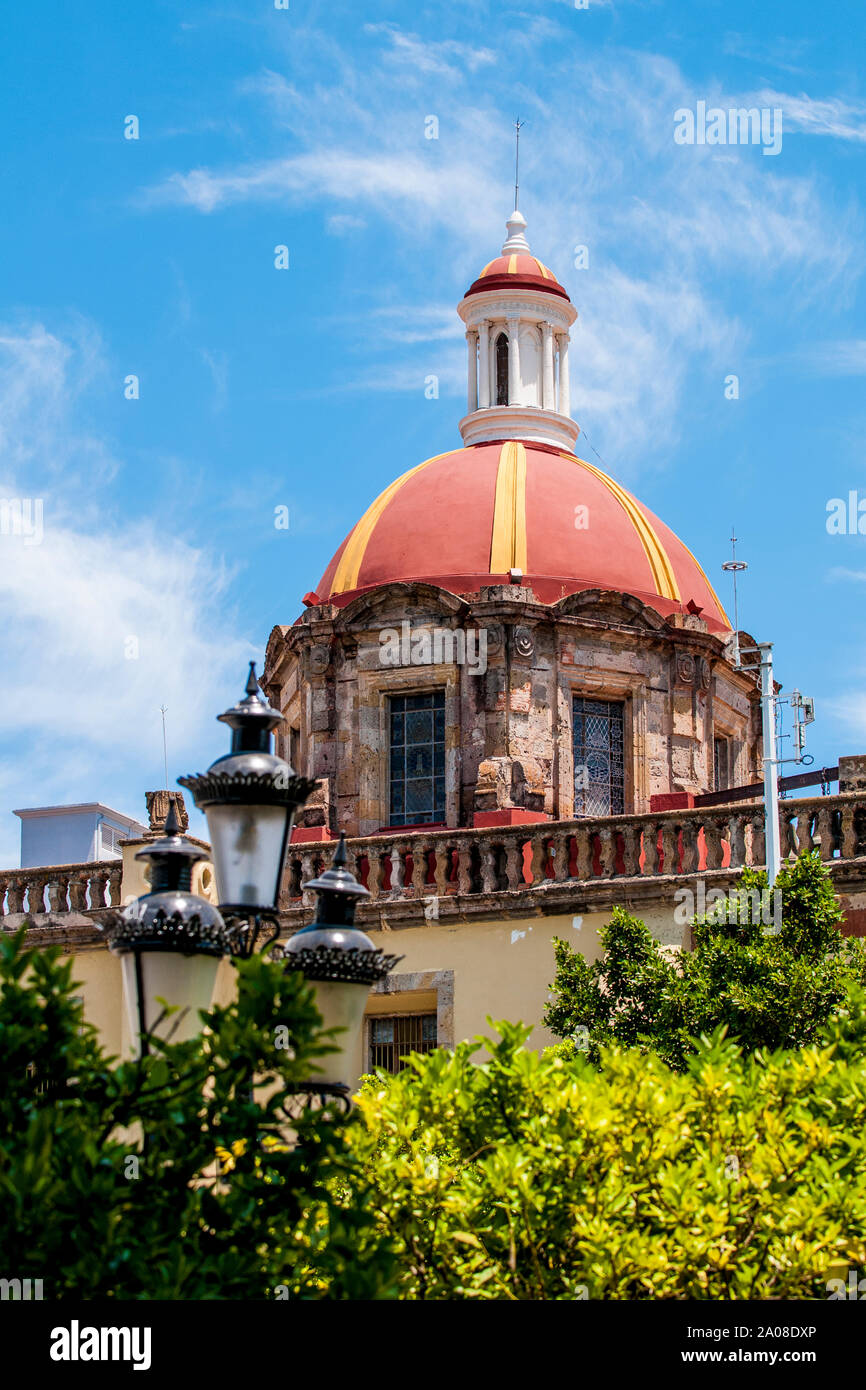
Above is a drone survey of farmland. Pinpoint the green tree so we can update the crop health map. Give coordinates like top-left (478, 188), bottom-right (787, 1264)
top-left (544, 851), bottom-right (866, 1070)
top-left (351, 1017), bottom-right (866, 1300)
top-left (0, 929), bottom-right (394, 1300)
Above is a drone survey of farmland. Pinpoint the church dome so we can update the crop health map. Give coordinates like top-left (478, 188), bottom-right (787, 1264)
top-left (465, 253), bottom-right (570, 301)
top-left (464, 208), bottom-right (570, 301)
top-left (314, 440), bottom-right (730, 633)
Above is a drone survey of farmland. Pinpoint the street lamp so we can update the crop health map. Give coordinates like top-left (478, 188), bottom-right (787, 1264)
top-left (102, 802), bottom-right (238, 1055)
top-left (274, 834), bottom-right (402, 1100)
top-left (113, 662), bottom-right (400, 1097)
top-left (179, 662), bottom-right (317, 952)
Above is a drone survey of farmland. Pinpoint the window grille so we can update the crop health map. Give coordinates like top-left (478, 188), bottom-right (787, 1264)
top-left (389, 691), bottom-right (445, 826)
top-left (573, 697), bottom-right (625, 816)
top-left (369, 1013), bottom-right (438, 1073)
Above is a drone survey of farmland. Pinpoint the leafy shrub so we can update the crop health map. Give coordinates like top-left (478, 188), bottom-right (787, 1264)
top-left (351, 1017), bottom-right (866, 1300)
top-left (0, 929), bottom-right (392, 1300)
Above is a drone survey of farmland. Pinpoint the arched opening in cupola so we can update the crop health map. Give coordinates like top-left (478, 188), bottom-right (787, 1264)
top-left (495, 332), bottom-right (509, 405)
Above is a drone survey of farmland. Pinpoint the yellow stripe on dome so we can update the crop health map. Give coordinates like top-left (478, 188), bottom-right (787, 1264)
top-left (331, 450), bottom-right (457, 595)
top-left (490, 442), bottom-right (528, 574)
top-left (534, 259), bottom-right (552, 280)
top-left (562, 452), bottom-right (681, 602)
top-left (508, 254), bottom-right (518, 274)
top-left (480, 259), bottom-right (498, 277)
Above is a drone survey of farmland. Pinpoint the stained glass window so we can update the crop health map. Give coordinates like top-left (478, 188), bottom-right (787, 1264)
top-left (389, 691), bottom-right (445, 826)
top-left (573, 697), bottom-right (625, 817)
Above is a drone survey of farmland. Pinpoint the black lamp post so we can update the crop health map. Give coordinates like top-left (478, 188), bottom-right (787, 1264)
top-left (102, 802), bottom-right (240, 1055)
top-left (179, 663), bottom-right (317, 954)
top-left (112, 663), bottom-right (400, 1096)
top-left (273, 833), bottom-right (402, 1101)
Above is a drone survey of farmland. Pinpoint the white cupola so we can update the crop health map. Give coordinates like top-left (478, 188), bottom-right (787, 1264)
top-left (456, 210), bottom-right (579, 452)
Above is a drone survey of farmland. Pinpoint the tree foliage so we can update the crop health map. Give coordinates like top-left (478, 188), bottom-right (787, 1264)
top-left (351, 1017), bottom-right (866, 1299)
top-left (544, 852), bottom-right (866, 1069)
top-left (0, 930), bottom-right (392, 1300)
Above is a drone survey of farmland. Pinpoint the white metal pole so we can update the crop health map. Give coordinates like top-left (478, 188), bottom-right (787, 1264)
top-left (758, 643), bottom-right (781, 887)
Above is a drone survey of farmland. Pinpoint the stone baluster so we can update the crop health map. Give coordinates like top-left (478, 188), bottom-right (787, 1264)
top-left (107, 864), bottom-right (123, 907)
top-left (621, 823), bottom-right (640, 877)
top-left (840, 804), bottom-right (857, 860)
top-left (795, 808), bottom-right (814, 855)
top-left (529, 833), bottom-right (547, 886)
top-left (456, 843), bottom-right (473, 894)
top-left (681, 823), bottom-right (700, 875)
top-left (597, 826), bottom-right (616, 877)
top-left (727, 813), bottom-right (747, 869)
top-left (641, 822), bottom-right (660, 876)
top-left (411, 843), bottom-right (429, 895)
top-left (815, 806), bottom-right (838, 861)
top-left (27, 874), bottom-right (47, 915)
top-left (47, 873), bottom-right (70, 913)
top-left (703, 817), bottom-right (724, 871)
top-left (433, 843), bottom-right (450, 896)
top-left (661, 822), bottom-right (678, 876)
top-left (574, 826), bottom-right (594, 880)
top-left (481, 840), bottom-right (499, 894)
top-left (551, 830), bottom-right (571, 883)
top-left (503, 835), bottom-right (523, 890)
top-left (91, 869), bottom-right (111, 911)
top-left (389, 844), bottom-right (405, 894)
top-left (299, 851), bottom-right (316, 909)
top-left (750, 812), bottom-right (766, 868)
top-left (780, 809), bottom-right (796, 860)
top-left (6, 878), bottom-right (25, 913)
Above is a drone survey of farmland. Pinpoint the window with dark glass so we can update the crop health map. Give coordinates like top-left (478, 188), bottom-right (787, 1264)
top-left (495, 332), bottom-right (509, 405)
top-left (572, 696), bottom-right (625, 817)
top-left (389, 691), bottom-right (445, 826)
top-left (714, 736), bottom-right (730, 792)
top-left (369, 1013), bottom-right (438, 1073)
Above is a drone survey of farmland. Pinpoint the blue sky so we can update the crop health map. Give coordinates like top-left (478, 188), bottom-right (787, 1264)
top-left (0, 0), bottom-right (864, 864)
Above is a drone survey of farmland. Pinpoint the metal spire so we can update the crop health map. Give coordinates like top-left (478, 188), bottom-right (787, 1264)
top-left (514, 117), bottom-right (525, 210)
top-left (722, 528), bottom-right (748, 667)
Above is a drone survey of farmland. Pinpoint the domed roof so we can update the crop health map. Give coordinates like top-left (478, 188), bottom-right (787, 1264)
top-left (463, 208), bottom-right (570, 302)
top-left (314, 441), bottom-right (730, 633)
top-left (465, 252), bottom-right (570, 301)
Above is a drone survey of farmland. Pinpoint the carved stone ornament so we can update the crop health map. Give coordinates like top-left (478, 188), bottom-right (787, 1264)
top-left (512, 626), bottom-right (535, 659)
top-left (675, 653), bottom-right (696, 686)
top-left (145, 789), bottom-right (189, 835)
top-left (484, 623), bottom-right (504, 655)
top-left (309, 644), bottom-right (331, 675)
top-left (701, 658), bottom-right (712, 691)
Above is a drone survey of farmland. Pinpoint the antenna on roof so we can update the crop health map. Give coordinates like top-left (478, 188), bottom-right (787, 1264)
top-left (514, 117), bottom-right (526, 210)
top-left (721, 528), bottom-right (748, 667)
top-left (159, 705), bottom-right (169, 791)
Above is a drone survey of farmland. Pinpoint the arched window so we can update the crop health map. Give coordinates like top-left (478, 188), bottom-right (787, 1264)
top-left (495, 332), bottom-right (509, 405)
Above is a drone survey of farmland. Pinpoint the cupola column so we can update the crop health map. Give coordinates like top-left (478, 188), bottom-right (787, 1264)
top-left (478, 321), bottom-right (491, 409)
top-left (466, 328), bottom-right (478, 412)
top-left (557, 332), bottom-right (571, 418)
top-left (542, 323), bottom-right (555, 411)
top-left (507, 315), bottom-right (521, 407)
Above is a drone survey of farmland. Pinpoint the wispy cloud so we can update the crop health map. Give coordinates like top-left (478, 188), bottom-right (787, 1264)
top-left (134, 30), bottom-right (861, 469)
top-left (758, 90), bottom-right (866, 142)
top-left (0, 322), bottom-right (249, 866)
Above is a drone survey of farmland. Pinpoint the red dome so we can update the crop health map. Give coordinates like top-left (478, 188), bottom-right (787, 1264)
top-left (315, 441), bottom-right (730, 633)
top-left (465, 253), bottom-right (570, 301)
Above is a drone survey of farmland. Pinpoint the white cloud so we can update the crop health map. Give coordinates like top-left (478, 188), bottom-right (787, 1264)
top-left (0, 323), bottom-right (250, 867)
top-left (757, 90), bottom-right (866, 143)
top-left (136, 31), bottom-right (860, 470)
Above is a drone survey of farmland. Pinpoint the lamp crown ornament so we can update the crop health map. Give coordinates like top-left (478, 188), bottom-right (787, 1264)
top-left (180, 663), bottom-right (317, 915)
